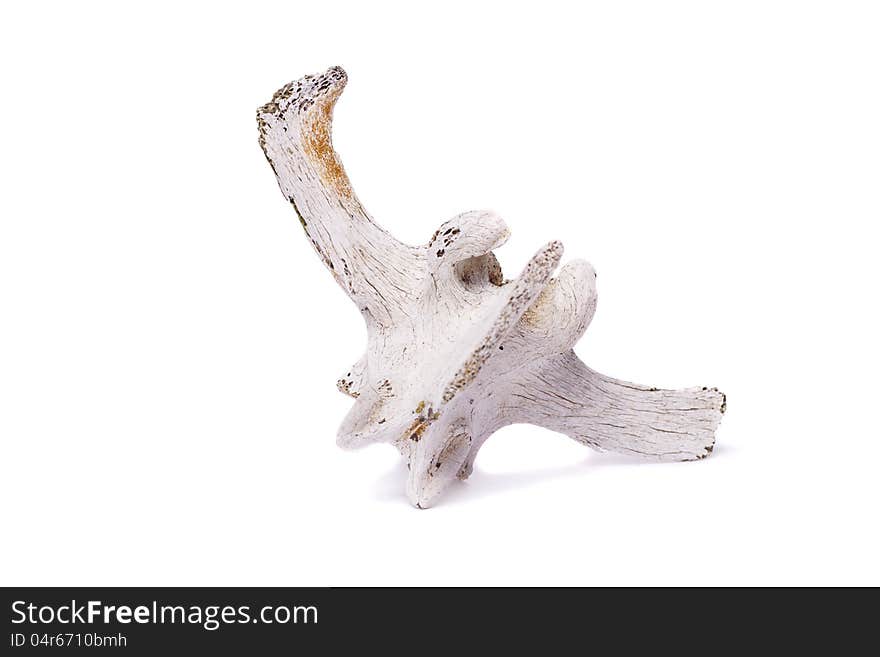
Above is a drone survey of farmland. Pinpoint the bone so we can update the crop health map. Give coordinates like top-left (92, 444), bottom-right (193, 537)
top-left (257, 66), bottom-right (725, 508)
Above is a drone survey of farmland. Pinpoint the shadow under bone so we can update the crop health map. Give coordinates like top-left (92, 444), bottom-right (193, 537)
top-left (372, 440), bottom-right (734, 509)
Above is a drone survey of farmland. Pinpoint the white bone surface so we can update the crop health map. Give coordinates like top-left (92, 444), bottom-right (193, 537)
top-left (257, 67), bottom-right (725, 508)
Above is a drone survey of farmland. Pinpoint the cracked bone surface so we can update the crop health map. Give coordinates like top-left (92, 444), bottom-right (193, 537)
top-left (257, 66), bottom-right (725, 508)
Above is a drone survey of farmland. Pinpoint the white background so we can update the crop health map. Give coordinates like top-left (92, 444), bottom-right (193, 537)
top-left (1, 1), bottom-right (878, 586)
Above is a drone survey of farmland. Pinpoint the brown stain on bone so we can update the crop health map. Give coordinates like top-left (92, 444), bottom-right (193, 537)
top-left (486, 252), bottom-right (504, 286)
top-left (521, 279), bottom-right (557, 328)
top-left (300, 90), bottom-right (353, 200)
top-left (406, 402), bottom-right (439, 442)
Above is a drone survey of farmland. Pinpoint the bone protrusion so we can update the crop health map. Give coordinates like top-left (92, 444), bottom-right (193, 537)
top-left (512, 352), bottom-right (725, 460)
top-left (427, 210), bottom-right (510, 273)
top-left (407, 421), bottom-right (473, 509)
top-left (257, 66), bottom-right (419, 325)
top-left (442, 241), bottom-right (564, 404)
top-left (516, 259), bottom-right (598, 359)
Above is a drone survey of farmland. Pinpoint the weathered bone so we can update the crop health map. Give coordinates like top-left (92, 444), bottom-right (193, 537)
top-left (257, 66), bottom-right (726, 508)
